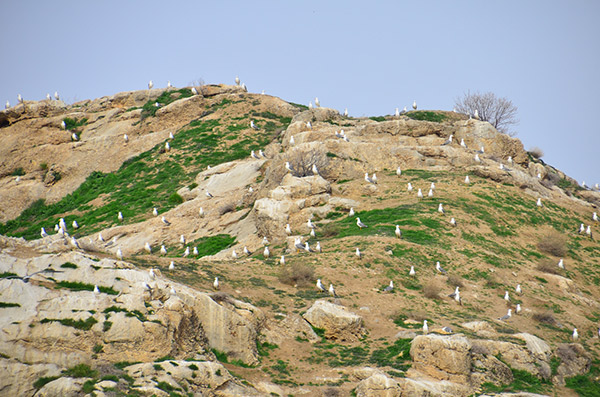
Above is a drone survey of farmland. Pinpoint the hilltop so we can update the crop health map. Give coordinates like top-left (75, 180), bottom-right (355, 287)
top-left (0, 84), bottom-right (599, 396)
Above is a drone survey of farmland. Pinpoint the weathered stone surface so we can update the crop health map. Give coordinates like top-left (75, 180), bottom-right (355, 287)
top-left (553, 343), bottom-right (591, 385)
top-left (0, 359), bottom-right (61, 397)
top-left (410, 334), bottom-right (472, 383)
top-left (302, 300), bottom-right (365, 341)
top-left (355, 372), bottom-right (401, 396)
top-left (398, 376), bottom-right (471, 396)
top-left (35, 376), bottom-right (87, 397)
top-left (262, 313), bottom-right (320, 345)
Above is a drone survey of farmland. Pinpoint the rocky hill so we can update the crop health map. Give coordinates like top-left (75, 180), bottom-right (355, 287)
top-left (0, 84), bottom-right (599, 396)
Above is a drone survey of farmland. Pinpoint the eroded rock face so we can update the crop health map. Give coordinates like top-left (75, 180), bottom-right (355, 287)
top-left (553, 343), bottom-right (591, 385)
top-left (0, 251), bottom-right (263, 367)
top-left (410, 334), bottom-right (472, 383)
top-left (355, 372), bottom-right (401, 397)
top-left (302, 300), bottom-right (365, 341)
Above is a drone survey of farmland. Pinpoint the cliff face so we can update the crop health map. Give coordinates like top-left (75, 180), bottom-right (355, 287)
top-left (0, 85), bottom-right (599, 396)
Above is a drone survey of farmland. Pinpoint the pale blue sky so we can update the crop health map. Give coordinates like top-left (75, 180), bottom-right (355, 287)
top-left (2, 1), bottom-right (599, 186)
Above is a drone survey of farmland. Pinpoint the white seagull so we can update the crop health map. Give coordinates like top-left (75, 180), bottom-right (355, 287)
top-left (417, 189), bottom-right (423, 199)
top-left (290, 136), bottom-right (295, 145)
top-left (235, 76), bottom-right (240, 85)
top-left (315, 97), bottom-right (320, 107)
top-left (285, 224), bottom-right (292, 235)
top-left (438, 203), bottom-right (445, 215)
top-left (118, 212), bottom-right (124, 222)
top-left (165, 142), bottom-right (171, 151)
top-left (474, 154), bottom-right (481, 163)
top-left (316, 279), bottom-right (325, 292)
top-left (213, 277), bottom-right (219, 290)
top-left (328, 283), bottom-right (336, 297)
top-left (205, 191), bottom-right (213, 199)
top-left (199, 207), bottom-right (205, 217)
top-left (558, 258), bottom-right (565, 269)
top-left (349, 208), bottom-right (355, 217)
top-left (396, 167), bottom-right (402, 177)
top-left (148, 80), bottom-right (154, 90)
top-left (460, 138), bottom-right (467, 148)
top-left (161, 216), bottom-right (171, 226)
top-left (124, 134), bottom-right (129, 143)
top-left (41, 227), bottom-right (48, 238)
top-left (365, 173), bottom-right (376, 184)
top-left (263, 246), bottom-right (270, 258)
top-left (516, 284), bottom-right (522, 295)
top-left (384, 280), bottom-right (394, 292)
top-left (356, 218), bottom-right (368, 229)
top-left (94, 285), bottom-right (100, 294)
top-left (153, 207), bottom-right (158, 217)
top-left (355, 247), bottom-right (362, 259)
top-left (343, 108), bottom-right (348, 116)
top-left (232, 250), bottom-right (238, 259)
top-left (395, 107), bottom-right (400, 117)
top-left (144, 242), bottom-right (152, 253)
top-left (395, 225), bottom-right (402, 239)
top-left (116, 248), bottom-right (123, 260)
top-left (244, 246), bottom-right (252, 256)
top-left (572, 328), bottom-right (579, 341)
top-left (312, 164), bottom-right (319, 175)
top-left (193, 247), bottom-right (198, 255)
top-left (442, 134), bottom-right (453, 146)
top-left (160, 245), bottom-right (167, 255)
top-left (183, 247), bottom-right (190, 257)
top-left (316, 242), bottom-right (322, 253)
top-left (304, 242), bottom-right (314, 253)
top-left (428, 188), bottom-right (434, 198)
top-left (412, 100), bottom-right (417, 110)
top-left (504, 291), bottom-right (511, 303)
top-left (516, 304), bottom-right (522, 314)
top-left (423, 320), bottom-right (428, 334)
top-left (465, 175), bottom-right (470, 184)
top-left (536, 198), bottom-right (543, 207)
top-left (450, 217), bottom-right (457, 226)
top-left (409, 266), bottom-right (416, 276)
top-left (191, 87), bottom-right (198, 95)
top-left (169, 261), bottom-right (175, 270)
top-left (499, 309), bottom-right (512, 321)
top-left (436, 261), bottom-right (447, 274)
top-left (407, 183), bottom-right (413, 192)
top-left (280, 255), bottom-right (285, 265)
top-left (250, 120), bottom-right (258, 130)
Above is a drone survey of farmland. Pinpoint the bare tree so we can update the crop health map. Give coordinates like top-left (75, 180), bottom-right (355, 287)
top-left (454, 91), bottom-right (519, 135)
top-left (288, 148), bottom-right (331, 178)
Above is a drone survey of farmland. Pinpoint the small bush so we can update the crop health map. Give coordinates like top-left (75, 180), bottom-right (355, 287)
top-left (278, 263), bottom-right (315, 287)
top-left (60, 262), bottom-right (77, 269)
top-left (529, 147), bottom-right (544, 159)
top-left (11, 167), bottom-right (25, 176)
top-left (92, 344), bottom-right (103, 353)
top-left (537, 231), bottom-right (566, 257)
top-left (423, 281), bottom-right (440, 299)
top-left (218, 202), bottom-right (236, 216)
top-left (446, 274), bottom-right (465, 289)
top-left (532, 311), bottom-right (557, 325)
top-left (536, 259), bottom-right (561, 275)
top-left (39, 163), bottom-right (48, 171)
top-left (188, 182), bottom-right (198, 190)
top-left (287, 148), bottom-right (331, 178)
top-left (168, 193), bottom-right (184, 205)
top-left (62, 363), bottom-right (98, 378)
top-left (33, 376), bottom-right (60, 389)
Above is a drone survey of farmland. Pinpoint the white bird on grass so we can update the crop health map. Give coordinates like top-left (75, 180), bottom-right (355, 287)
top-left (71, 133), bottom-right (79, 141)
top-left (409, 266), bottom-right (416, 276)
top-left (504, 291), bottom-right (511, 303)
top-left (579, 223), bottom-right (585, 234)
top-left (417, 189), bottom-right (423, 199)
top-left (573, 328), bottom-right (578, 341)
top-left (384, 280), bottom-right (394, 292)
top-left (428, 188), bottom-right (434, 198)
top-left (407, 183), bottom-right (413, 192)
top-left (423, 320), bottom-right (428, 334)
top-left (280, 255), bottom-right (286, 265)
top-left (244, 246), bottom-right (252, 256)
top-left (450, 217), bottom-right (457, 226)
top-left (72, 220), bottom-right (79, 229)
top-left (307, 219), bottom-right (316, 229)
top-left (304, 242), bottom-right (314, 253)
top-left (328, 284), bottom-right (336, 297)
top-left (310, 228), bottom-right (316, 237)
top-left (144, 242), bottom-right (152, 253)
top-left (586, 225), bottom-right (593, 238)
top-left (169, 261), bottom-right (175, 270)
top-left (516, 284), bottom-right (522, 295)
top-left (153, 208), bottom-right (158, 217)
top-left (516, 304), bottom-right (522, 314)
top-left (465, 175), bottom-right (470, 184)
top-left (94, 285), bottom-right (100, 294)
top-left (41, 227), bottom-right (48, 238)
top-left (438, 203), bottom-right (445, 215)
top-left (316, 242), bottom-right (322, 253)
top-left (356, 218), bottom-right (368, 229)
top-left (349, 208), bottom-right (355, 217)
top-left (118, 212), bottom-right (124, 222)
top-left (436, 261), bottom-right (447, 274)
top-left (160, 245), bottom-right (167, 255)
top-left (183, 247), bottom-right (190, 257)
top-left (316, 279), bottom-right (325, 292)
top-left (165, 142), bottom-right (171, 151)
top-left (396, 167), bottom-right (402, 177)
top-left (372, 173), bottom-right (378, 183)
top-left (499, 309), bottom-right (512, 321)
top-left (263, 246), bottom-right (270, 258)
top-left (193, 247), bottom-right (198, 255)
top-left (395, 225), bottom-right (402, 239)
top-left (536, 198), bottom-right (543, 207)
top-left (169, 132), bottom-right (174, 139)
top-left (250, 120), bottom-right (258, 130)
top-left (593, 212), bottom-right (598, 222)
top-left (213, 277), bottom-right (219, 289)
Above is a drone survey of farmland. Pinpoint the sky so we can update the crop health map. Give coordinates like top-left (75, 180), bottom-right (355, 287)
top-left (1, 1), bottom-right (599, 186)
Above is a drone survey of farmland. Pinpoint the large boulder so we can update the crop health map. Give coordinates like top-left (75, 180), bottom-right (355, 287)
top-left (355, 372), bottom-right (401, 396)
top-left (302, 300), bottom-right (365, 341)
top-left (410, 334), bottom-right (472, 383)
top-left (552, 343), bottom-right (591, 386)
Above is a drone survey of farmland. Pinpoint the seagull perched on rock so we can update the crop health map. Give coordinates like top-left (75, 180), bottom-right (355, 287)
top-left (244, 246), bottom-right (252, 256)
top-left (384, 280), bottom-right (394, 292)
top-left (149, 268), bottom-right (156, 279)
top-left (593, 212), bottom-right (598, 222)
top-left (356, 218), bottom-right (368, 229)
top-left (572, 328), bottom-right (579, 341)
top-left (280, 255), bottom-right (285, 265)
top-left (205, 191), bottom-right (213, 199)
top-left (168, 132), bottom-right (174, 139)
top-left (232, 250), bottom-right (238, 260)
top-left (328, 283), bottom-right (336, 297)
top-left (40, 227), bottom-right (48, 238)
top-left (71, 133), bottom-right (79, 141)
top-left (193, 247), bottom-right (198, 255)
top-left (316, 242), bottom-right (322, 253)
top-left (438, 203), bottom-right (445, 215)
top-left (285, 224), bottom-right (292, 235)
top-left (285, 161), bottom-right (294, 174)
top-left (504, 291), bottom-right (511, 303)
top-left (476, 146), bottom-right (485, 154)
top-left (412, 100), bottom-right (417, 110)
top-left (262, 236), bottom-right (270, 246)
top-left (123, 134), bottom-right (129, 143)
top-left (161, 216), bottom-right (171, 226)
top-left (558, 258), bottom-right (565, 269)
top-left (423, 320), bottom-right (428, 334)
top-left (474, 154), bottom-right (481, 163)
top-left (316, 279), bottom-right (325, 292)
top-left (306, 121), bottom-right (312, 129)
top-left (263, 246), bottom-right (270, 258)
top-left (294, 238), bottom-right (305, 253)
top-left (5, 100), bottom-right (10, 109)
top-left (499, 309), bottom-right (512, 321)
top-left (516, 304), bottom-right (522, 314)
top-left (442, 135), bottom-right (453, 146)
top-left (579, 223), bottom-right (585, 234)
top-left (289, 136), bottom-right (295, 146)
top-left (70, 236), bottom-right (80, 249)
top-left (144, 242), bottom-right (152, 253)
top-left (160, 245), bottom-right (167, 255)
top-left (460, 138), bottom-right (467, 149)
top-left (349, 208), bottom-right (355, 217)
top-left (199, 207), bottom-right (205, 217)
top-left (116, 248), bottom-right (123, 260)
top-left (312, 164), bottom-right (319, 176)
top-left (191, 87), bottom-right (198, 95)
top-left (395, 225), bottom-right (402, 239)
top-left (183, 247), bottom-right (190, 257)
top-left (396, 167), bottom-right (402, 177)
top-left (308, 229), bottom-right (314, 239)
top-left (343, 108), bottom-right (348, 117)
top-left (251, 150), bottom-right (260, 159)
top-left (307, 218), bottom-right (316, 230)
top-left (213, 277), bottom-right (219, 290)
top-left (436, 261), bottom-right (447, 274)
top-left (315, 97), bottom-right (320, 107)
top-left (516, 284), bottom-right (522, 295)
top-left (118, 212), bottom-right (124, 222)
top-left (465, 175), bottom-right (471, 184)
top-left (395, 107), bottom-right (400, 117)
top-left (356, 247), bottom-right (363, 260)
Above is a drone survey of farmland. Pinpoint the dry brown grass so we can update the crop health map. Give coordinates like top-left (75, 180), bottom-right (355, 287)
top-left (218, 202), bottom-right (236, 216)
top-left (529, 147), bottom-right (544, 159)
top-left (532, 311), bottom-right (557, 325)
top-left (423, 281), bottom-right (441, 300)
top-left (537, 231), bottom-right (566, 257)
top-left (446, 274), bottom-right (465, 289)
top-left (278, 263), bottom-right (315, 288)
top-left (537, 258), bottom-right (561, 274)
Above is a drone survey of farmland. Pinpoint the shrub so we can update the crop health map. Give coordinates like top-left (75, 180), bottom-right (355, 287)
top-left (532, 311), bottom-right (557, 325)
top-left (11, 167), bottom-right (25, 176)
top-left (536, 259), bottom-right (561, 275)
top-left (218, 202), bottom-right (236, 216)
top-left (446, 274), bottom-right (464, 289)
top-left (33, 376), bottom-right (60, 389)
top-left (278, 263), bottom-right (315, 287)
top-left (168, 193), bottom-right (184, 205)
top-left (62, 363), bottom-right (98, 378)
top-left (529, 147), bottom-right (544, 159)
top-left (537, 231), bottom-right (566, 257)
top-left (423, 281), bottom-right (440, 299)
top-left (287, 148), bottom-right (331, 178)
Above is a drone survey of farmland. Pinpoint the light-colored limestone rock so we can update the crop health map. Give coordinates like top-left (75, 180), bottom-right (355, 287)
top-left (302, 300), bottom-right (365, 341)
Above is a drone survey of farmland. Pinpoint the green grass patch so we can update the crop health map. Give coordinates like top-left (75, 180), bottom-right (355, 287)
top-left (63, 117), bottom-right (88, 130)
top-left (41, 317), bottom-right (98, 331)
top-left (0, 302), bottom-right (20, 308)
top-left (60, 262), bottom-right (77, 269)
top-left (33, 376), bottom-right (60, 390)
top-left (406, 111), bottom-right (448, 123)
top-left (62, 363), bottom-right (98, 378)
top-left (55, 281), bottom-right (118, 295)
